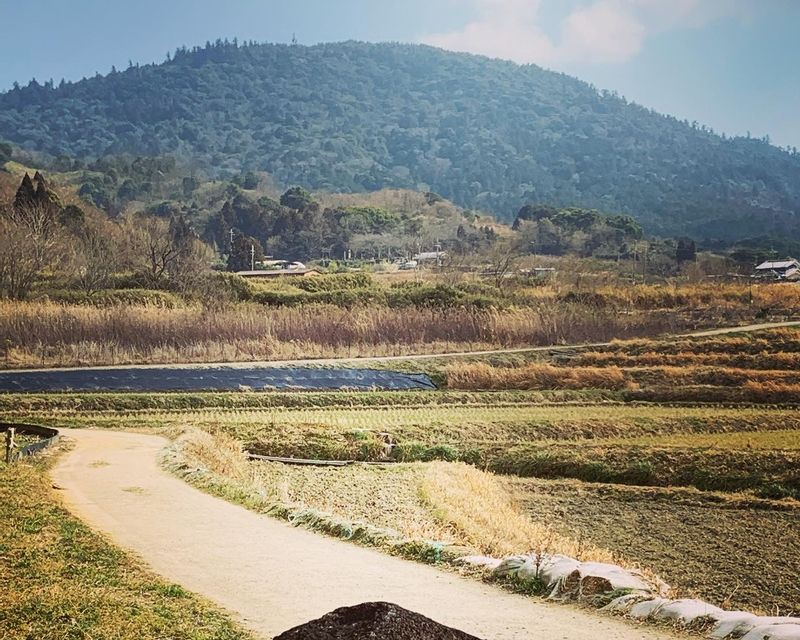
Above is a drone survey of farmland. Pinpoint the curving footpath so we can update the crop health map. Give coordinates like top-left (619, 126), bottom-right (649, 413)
top-left (52, 429), bottom-right (677, 640)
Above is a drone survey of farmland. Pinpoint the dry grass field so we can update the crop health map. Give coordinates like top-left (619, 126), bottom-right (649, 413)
top-left (0, 281), bottom-right (797, 369)
top-left (0, 300), bottom-right (674, 368)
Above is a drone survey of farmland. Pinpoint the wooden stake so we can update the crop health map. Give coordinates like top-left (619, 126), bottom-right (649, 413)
top-left (5, 427), bottom-right (16, 463)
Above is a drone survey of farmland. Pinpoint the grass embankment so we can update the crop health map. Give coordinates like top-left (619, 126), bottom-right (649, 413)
top-left (167, 429), bottom-right (614, 564)
top-left (513, 477), bottom-right (800, 615)
top-left (0, 454), bottom-right (253, 640)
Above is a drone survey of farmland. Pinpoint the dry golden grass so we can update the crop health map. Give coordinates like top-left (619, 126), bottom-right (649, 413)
top-left (594, 283), bottom-right (800, 311)
top-left (445, 362), bottom-right (629, 390)
top-left (0, 300), bottom-right (657, 368)
top-left (740, 380), bottom-right (800, 402)
top-left (605, 328), bottom-right (800, 356)
top-left (419, 462), bottom-right (612, 560)
top-left (445, 358), bottom-right (800, 392)
top-left (576, 350), bottom-right (800, 370)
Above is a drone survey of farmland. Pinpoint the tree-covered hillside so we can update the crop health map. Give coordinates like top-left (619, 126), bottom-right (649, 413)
top-left (2, 40), bottom-right (799, 240)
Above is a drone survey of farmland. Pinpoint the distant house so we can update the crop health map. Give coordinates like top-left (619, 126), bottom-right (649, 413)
top-left (754, 259), bottom-right (800, 281)
top-left (413, 251), bottom-right (446, 263)
top-left (236, 267), bottom-right (321, 279)
top-left (258, 260), bottom-right (307, 270)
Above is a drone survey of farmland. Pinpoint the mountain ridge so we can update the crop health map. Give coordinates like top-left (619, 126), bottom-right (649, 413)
top-left (1, 40), bottom-right (799, 240)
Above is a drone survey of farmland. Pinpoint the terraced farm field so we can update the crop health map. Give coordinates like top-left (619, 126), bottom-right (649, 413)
top-left (4, 327), bottom-right (799, 619)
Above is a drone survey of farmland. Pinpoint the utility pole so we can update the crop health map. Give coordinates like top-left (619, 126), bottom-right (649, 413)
top-left (229, 228), bottom-right (235, 253)
top-left (250, 244), bottom-right (255, 271)
top-left (642, 244), bottom-right (647, 285)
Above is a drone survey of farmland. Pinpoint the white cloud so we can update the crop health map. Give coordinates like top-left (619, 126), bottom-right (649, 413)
top-left (560, 1), bottom-right (646, 64)
top-left (425, 1), bottom-right (557, 64)
top-left (421, 0), bottom-right (748, 66)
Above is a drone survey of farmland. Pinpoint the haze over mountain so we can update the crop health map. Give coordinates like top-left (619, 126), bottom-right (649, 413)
top-left (1, 40), bottom-right (799, 241)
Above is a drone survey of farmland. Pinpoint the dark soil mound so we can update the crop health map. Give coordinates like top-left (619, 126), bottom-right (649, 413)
top-left (273, 602), bottom-right (483, 640)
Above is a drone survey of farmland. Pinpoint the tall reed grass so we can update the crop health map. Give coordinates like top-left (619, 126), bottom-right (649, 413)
top-left (445, 362), bottom-right (629, 391)
top-left (445, 361), bottom-right (800, 392)
top-left (0, 301), bottom-right (679, 368)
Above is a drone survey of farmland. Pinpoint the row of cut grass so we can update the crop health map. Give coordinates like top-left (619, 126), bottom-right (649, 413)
top-left (0, 389), bottom-right (619, 413)
top-left (491, 444), bottom-right (800, 500)
top-left (9, 404), bottom-right (800, 451)
top-left (600, 429), bottom-right (800, 450)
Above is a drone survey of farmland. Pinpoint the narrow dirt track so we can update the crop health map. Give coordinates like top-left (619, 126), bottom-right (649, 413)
top-left (52, 429), bottom-right (677, 640)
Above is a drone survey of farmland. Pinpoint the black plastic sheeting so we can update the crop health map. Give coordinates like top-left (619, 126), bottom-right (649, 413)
top-left (0, 366), bottom-right (436, 393)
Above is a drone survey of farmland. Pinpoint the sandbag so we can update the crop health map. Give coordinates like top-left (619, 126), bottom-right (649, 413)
top-left (491, 553), bottom-right (660, 600)
top-left (491, 553), bottom-right (579, 585)
top-left (740, 623), bottom-right (800, 640)
top-left (601, 593), bottom-right (651, 614)
top-left (630, 598), bottom-right (671, 619)
top-left (550, 561), bottom-right (653, 599)
top-left (492, 555), bottom-right (529, 578)
top-left (711, 616), bottom-right (800, 640)
top-left (652, 599), bottom-right (723, 625)
top-left (708, 612), bottom-right (763, 639)
top-left (527, 555), bottom-right (581, 586)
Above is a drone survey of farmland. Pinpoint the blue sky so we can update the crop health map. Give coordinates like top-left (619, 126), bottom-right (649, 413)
top-left (1, 0), bottom-right (798, 147)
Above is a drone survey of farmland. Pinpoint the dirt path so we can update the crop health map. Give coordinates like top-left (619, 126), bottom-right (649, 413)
top-left (12, 319), bottom-right (800, 374)
top-left (52, 429), bottom-right (677, 640)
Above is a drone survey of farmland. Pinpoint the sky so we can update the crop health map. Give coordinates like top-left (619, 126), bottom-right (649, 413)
top-left (1, 0), bottom-right (798, 148)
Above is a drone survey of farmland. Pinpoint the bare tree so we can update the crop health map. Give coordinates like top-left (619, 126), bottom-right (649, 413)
top-left (485, 238), bottom-right (523, 290)
top-left (124, 214), bottom-right (210, 291)
top-left (0, 200), bottom-right (60, 299)
top-left (0, 219), bottom-right (44, 299)
top-left (67, 220), bottom-right (118, 294)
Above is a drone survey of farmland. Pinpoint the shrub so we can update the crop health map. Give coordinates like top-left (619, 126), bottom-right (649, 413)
top-left (253, 287), bottom-right (385, 308)
top-left (558, 291), bottom-right (611, 307)
top-left (206, 272), bottom-right (254, 302)
top-left (33, 289), bottom-right (182, 307)
top-left (386, 283), bottom-right (500, 309)
top-left (295, 272), bottom-right (373, 292)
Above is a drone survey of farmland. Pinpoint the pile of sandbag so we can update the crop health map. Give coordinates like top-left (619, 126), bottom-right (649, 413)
top-left (603, 594), bottom-right (800, 639)
top-left (490, 553), bottom-right (666, 600)
top-left (457, 552), bottom-right (800, 640)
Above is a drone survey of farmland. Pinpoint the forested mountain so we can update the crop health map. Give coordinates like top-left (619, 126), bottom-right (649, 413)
top-left (2, 40), bottom-right (799, 240)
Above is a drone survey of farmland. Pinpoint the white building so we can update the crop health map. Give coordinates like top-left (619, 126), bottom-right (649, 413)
top-left (754, 259), bottom-right (800, 281)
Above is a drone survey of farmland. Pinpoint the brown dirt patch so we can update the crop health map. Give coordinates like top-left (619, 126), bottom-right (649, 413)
top-left (273, 602), bottom-right (482, 640)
